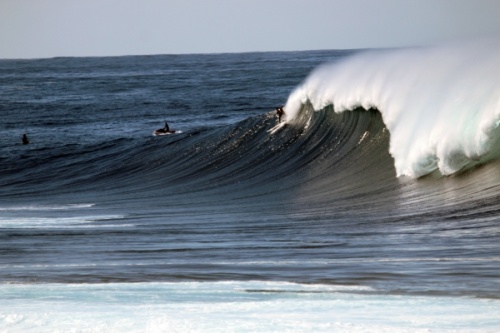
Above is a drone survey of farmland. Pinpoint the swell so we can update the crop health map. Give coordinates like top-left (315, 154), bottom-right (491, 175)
top-left (0, 105), bottom-right (395, 211)
top-left (3, 101), bottom-right (500, 221)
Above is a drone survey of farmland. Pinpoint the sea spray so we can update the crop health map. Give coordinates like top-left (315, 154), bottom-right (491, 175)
top-left (285, 39), bottom-right (500, 178)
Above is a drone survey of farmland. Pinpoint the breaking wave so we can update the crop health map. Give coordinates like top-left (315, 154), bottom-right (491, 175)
top-left (285, 39), bottom-right (500, 178)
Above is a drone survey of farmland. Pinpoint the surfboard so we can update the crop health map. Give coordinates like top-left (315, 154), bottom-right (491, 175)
top-left (153, 129), bottom-right (180, 136)
top-left (267, 122), bottom-right (286, 135)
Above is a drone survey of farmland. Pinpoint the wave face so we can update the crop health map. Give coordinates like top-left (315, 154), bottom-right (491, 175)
top-left (1, 104), bottom-right (393, 210)
top-left (285, 39), bottom-right (500, 177)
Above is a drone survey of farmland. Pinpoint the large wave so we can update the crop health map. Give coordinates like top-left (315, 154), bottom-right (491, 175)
top-left (284, 39), bottom-right (500, 178)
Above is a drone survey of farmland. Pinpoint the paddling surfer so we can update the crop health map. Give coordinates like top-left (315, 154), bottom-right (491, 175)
top-left (153, 120), bottom-right (174, 136)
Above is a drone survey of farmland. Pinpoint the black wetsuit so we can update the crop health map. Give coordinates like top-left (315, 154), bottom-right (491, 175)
top-left (276, 107), bottom-right (284, 123)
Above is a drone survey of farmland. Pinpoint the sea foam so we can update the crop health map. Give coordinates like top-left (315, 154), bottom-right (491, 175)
top-left (1, 281), bottom-right (498, 333)
top-left (285, 39), bottom-right (500, 178)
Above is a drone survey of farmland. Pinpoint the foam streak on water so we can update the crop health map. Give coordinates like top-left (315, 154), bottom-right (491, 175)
top-left (0, 204), bottom-right (95, 211)
top-left (285, 39), bottom-right (500, 177)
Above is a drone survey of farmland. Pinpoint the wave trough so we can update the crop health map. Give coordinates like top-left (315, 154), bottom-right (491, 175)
top-left (285, 39), bottom-right (500, 177)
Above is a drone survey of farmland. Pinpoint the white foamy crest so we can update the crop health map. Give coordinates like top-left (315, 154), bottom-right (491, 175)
top-left (285, 39), bottom-right (500, 177)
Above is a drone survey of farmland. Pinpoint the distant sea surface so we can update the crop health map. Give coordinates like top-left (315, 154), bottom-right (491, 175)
top-left (1, 47), bottom-right (500, 332)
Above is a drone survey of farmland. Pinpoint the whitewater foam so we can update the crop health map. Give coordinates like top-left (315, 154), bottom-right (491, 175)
top-left (1, 281), bottom-right (499, 333)
top-left (285, 39), bottom-right (500, 177)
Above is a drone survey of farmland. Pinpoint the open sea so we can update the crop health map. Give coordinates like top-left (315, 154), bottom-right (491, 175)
top-left (1, 41), bottom-right (500, 332)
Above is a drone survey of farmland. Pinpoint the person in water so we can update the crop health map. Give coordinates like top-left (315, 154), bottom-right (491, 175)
top-left (275, 106), bottom-right (285, 123)
top-left (22, 133), bottom-right (30, 145)
top-left (163, 120), bottom-right (170, 132)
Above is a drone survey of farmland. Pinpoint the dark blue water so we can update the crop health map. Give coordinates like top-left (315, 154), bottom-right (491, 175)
top-left (1, 49), bottom-right (499, 305)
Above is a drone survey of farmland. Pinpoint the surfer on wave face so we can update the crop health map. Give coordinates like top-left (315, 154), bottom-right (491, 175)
top-left (275, 106), bottom-right (285, 123)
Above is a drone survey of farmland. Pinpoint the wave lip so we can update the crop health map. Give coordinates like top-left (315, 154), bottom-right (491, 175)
top-left (285, 39), bottom-right (500, 178)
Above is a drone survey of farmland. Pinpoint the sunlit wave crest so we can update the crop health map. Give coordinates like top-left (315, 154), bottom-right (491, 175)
top-left (285, 39), bottom-right (500, 178)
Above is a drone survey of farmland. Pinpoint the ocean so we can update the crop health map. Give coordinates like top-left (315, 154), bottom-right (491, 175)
top-left (1, 41), bottom-right (500, 332)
